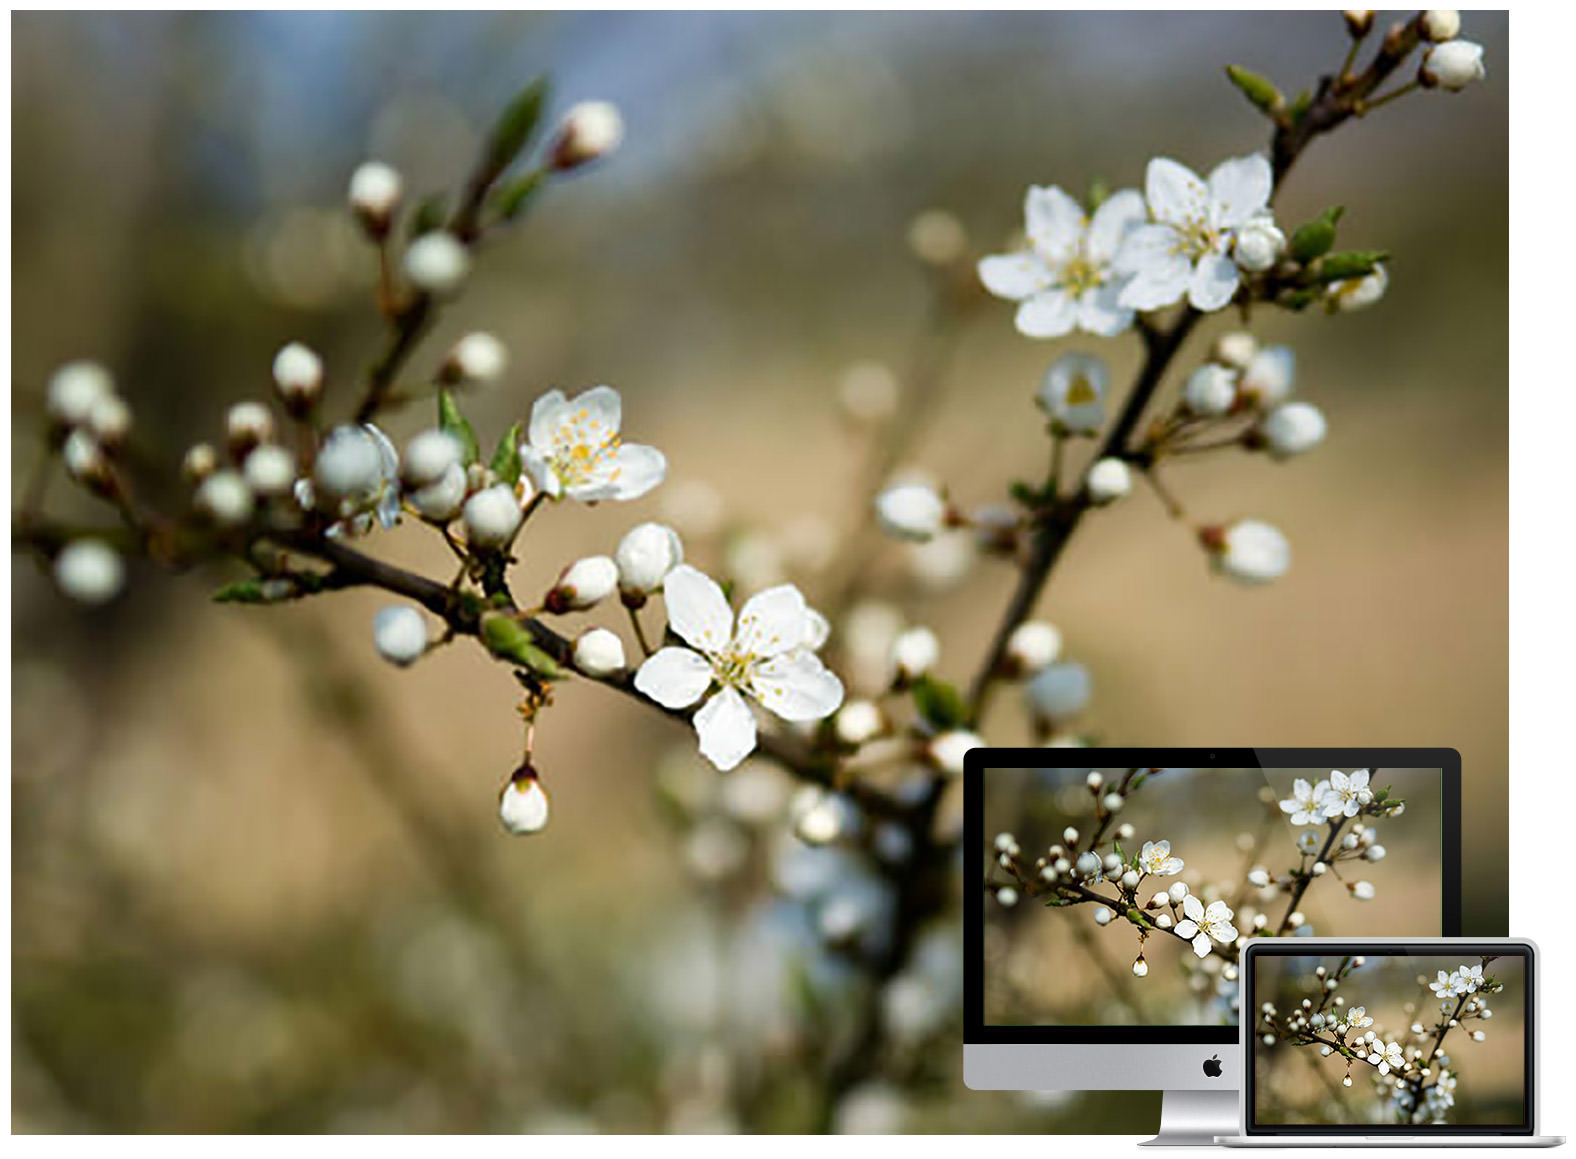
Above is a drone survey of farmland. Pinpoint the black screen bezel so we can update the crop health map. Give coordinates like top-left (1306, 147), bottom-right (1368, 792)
top-left (962, 747), bottom-right (1464, 1045)
top-left (1240, 940), bottom-right (1533, 1136)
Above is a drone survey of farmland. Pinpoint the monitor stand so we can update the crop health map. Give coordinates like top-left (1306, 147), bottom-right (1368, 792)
top-left (1139, 1089), bottom-right (1239, 1146)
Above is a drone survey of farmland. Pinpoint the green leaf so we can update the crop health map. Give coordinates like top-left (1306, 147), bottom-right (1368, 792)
top-left (492, 170), bottom-right (545, 222)
top-left (1289, 206), bottom-right (1344, 263)
top-left (911, 676), bottom-right (967, 731)
top-left (408, 192), bottom-right (450, 239)
top-left (489, 420), bottom-right (523, 486)
top-left (1126, 907), bottom-right (1153, 929)
top-left (437, 389), bottom-right (481, 465)
top-left (1310, 249), bottom-right (1388, 282)
top-left (1224, 65), bottom-right (1285, 117)
top-left (1087, 178), bottom-right (1110, 210)
top-left (1278, 287), bottom-right (1320, 312)
top-left (484, 77), bottom-right (550, 177)
top-left (1287, 88), bottom-right (1314, 124)
top-left (480, 613), bottom-right (569, 679)
top-left (212, 578), bottom-right (267, 604)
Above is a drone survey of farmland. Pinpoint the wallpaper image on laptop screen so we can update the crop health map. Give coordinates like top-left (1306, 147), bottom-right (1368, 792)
top-left (1250, 952), bottom-right (1526, 1127)
top-left (979, 767), bottom-right (1446, 1027)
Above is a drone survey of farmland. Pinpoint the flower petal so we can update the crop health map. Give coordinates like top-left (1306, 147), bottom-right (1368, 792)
top-left (1086, 189), bottom-right (1147, 262)
top-left (527, 389), bottom-right (571, 451)
top-left (1191, 932), bottom-right (1213, 959)
top-left (1188, 251), bottom-right (1241, 312)
top-left (1181, 893), bottom-right (1204, 922)
top-left (1025, 185), bottom-right (1086, 261)
top-left (662, 564), bottom-right (734, 654)
top-left (693, 686), bottom-right (757, 771)
top-left (1076, 280), bottom-right (1133, 337)
top-left (1208, 154), bottom-right (1272, 229)
top-left (1114, 223), bottom-right (1176, 275)
top-left (736, 584), bottom-right (809, 657)
top-left (633, 646), bottom-right (714, 709)
top-left (1015, 289), bottom-right (1078, 338)
top-left (570, 384), bottom-right (623, 436)
top-left (1145, 157), bottom-right (1209, 226)
top-left (978, 252), bottom-right (1050, 300)
top-left (520, 446), bottom-right (563, 498)
top-left (1173, 919), bottom-right (1200, 940)
top-left (751, 651), bottom-right (845, 722)
top-left (567, 442), bottom-right (667, 502)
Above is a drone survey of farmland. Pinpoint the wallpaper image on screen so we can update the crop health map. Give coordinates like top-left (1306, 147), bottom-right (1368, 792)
top-left (1251, 953), bottom-right (1525, 1127)
top-left (980, 767), bottom-right (1445, 1027)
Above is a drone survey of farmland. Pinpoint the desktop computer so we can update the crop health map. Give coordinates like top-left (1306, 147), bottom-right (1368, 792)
top-left (962, 748), bottom-right (1462, 1145)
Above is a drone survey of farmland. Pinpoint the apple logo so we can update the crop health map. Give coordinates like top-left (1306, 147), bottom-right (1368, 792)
top-left (1202, 1054), bottom-right (1223, 1078)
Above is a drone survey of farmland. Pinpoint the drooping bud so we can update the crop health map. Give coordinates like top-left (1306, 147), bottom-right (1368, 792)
top-left (62, 430), bottom-right (109, 489)
top-left (499, 764), bottom-right (550, 835)
top-left (1238, 346), bottom-right (1296, 408)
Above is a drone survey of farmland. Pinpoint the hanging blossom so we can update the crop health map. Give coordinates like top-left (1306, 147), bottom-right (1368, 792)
top-left (978, 186), bottom-right (1147, 338)
top-left (520, 385), bottom-right (666, 502)
top-left (634, 565), bottom-right (843, 771)
top-left (1115, 154), bottom-right (1276, 313)
top-left (1174, 894), bottom-right (1238, 959)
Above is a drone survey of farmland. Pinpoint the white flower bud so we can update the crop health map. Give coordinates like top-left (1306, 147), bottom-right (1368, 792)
top-left (1063, 827), bottom-right (1079, 845)
top-left (46, 361), bottom-right (115, 427)
top-left (573, 627), bottom-right (627, 676)
top-left (1093, 906), bottom-right (1112, 926)
top-left (927, 729), bottom-right (982, 776)
top-left (53, 539), bottom-right (125, 605)
top-left (314, 424), bottom-right (386, 499)
top-left (1351, 880), bottom-right (1376, 900)
top-left (1148, 891), bottom-right (1169, 909)
top-left (462, 484), bottom-right (524, 548)
top-left (1287, 911), bottom-right (1306, 928)
top-left (403, 429), bottom-right (463, 489)
top-left (995, 887), bottom-right (1019, 908)
top-left (1259, 401), bottom-right (1327, 459)
top-left (1343, 11), bottom-right (1375, 36)
top-left (1025, 661), bottom-right (1091, 721)
top-left (838, 361), bottom-right (900, 424)
top-left (1038, 353), bottom-right (1108, 434)
top-left (63, 430), bottom-right (107, 485)
top-left (1102, 852), bottom-right (1121, 872)
top-left (1075, 851), bottom-right (1102, 878)
top-left (226, 401), bottom-right (275, 452)
top-left (195, 470), bottom-right (255, 527)
top-left (373, 605), bottom-right (428, 666)
top-left (1085, 457), bottom-right (1131, 505)
top-left (875, 483), bottom-right (947, 542)
top-left (1366, 844), bottom-right (1386, 861)
top-left (615, 522), bottom-right (684, 597)
top-left (546, 555), bottom-right (619, 612)
top-left (1121, 869), bottom-right (1140, 888)
top-left (1420, 10), bottom-right (1460, 42)
top-left (1205, 519), bottom-right (1291, 585)
top-left (447, 332), bottom-right (508, 384)
top-left (834, 699), bottom-right (884, 746)
top-left (890, 625), bottom-right (940, 682)
top-left (1155, 913), bottom-right (1173, 929)
top-left (1239, 346), bottom-right (1295, 407)
top-left (1102, 792), bottom-right (1124, 814)
top-left (1212, 331), bottom-right (1258, 370)
top-left (1327, 264), bottom-right (1388, 312)
top-left (1233, 217), bottom-right (1285, 273)
top-left (499, 767), bottom-right (550, 835)
top-left (182, 443), bottom-right (218, 483)
top-left (1085, 771), bottom-right (1104, 791)
top-left (1001, 620), bottom-right (1062, 677)
top-left (402, 232), bottom-right (470, 296)
top-left (1116, 822), bottom-right (1135, 840)
top-left (1471, 1029), bottom-right (1485, 1042)
top-left (994, 832), bottom-right (1018, 854)
top-left (1421, 40), bottom-right (1485, 90)
top-left (1168, 882), bottom-right (1190, 905)
top-left (86, 394), bottom-right (132, 445)
top-left (348, 161), bottom-right (403, 229)
top-left (1248, 867), bottom-right (1271, 887)
top-left (409, 463), bottom-right (469, 523)
top-left (551, 101), bottom-right (624, 170)
top-left (1132, 956), bottom-right (1148, 978)
top-left (1184, 363), bottom-right (1238, 417)
top-left (271, 342), bottom-right (323, 407)
top-left (243, 444), bottom-right (298, 497)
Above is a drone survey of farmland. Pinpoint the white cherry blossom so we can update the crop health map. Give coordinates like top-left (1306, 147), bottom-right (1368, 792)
top-left (520, 385), bottom-right (665, 503)
top-left (1116, 154), bottom-right (1275, 312)
top-left (1174, 894), bottom-right (1238, 958)
top-left (978, 185), bottom-right (1146, 338)
top-left (1037, 352), bottom-right (1108, 434)
top-left (1322, 768), bottom-right (1370, 818)
top-left (1280, 777), bottom-right (1332, 826)
top-left (634, 565), bottom-right (843, 771)
top-left (1138, 839), bottom-right (1184, 877)
top-left (1344, 1005), bottom-right (1374, 1031)
top-left (1372, 1040), bottom-right (1406, 1076)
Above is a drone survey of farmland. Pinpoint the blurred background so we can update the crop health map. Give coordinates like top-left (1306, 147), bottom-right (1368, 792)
top-left (11, 10), bottom-right (1507, 1133)
top-left (981, 767), bottom-right (1446, 1027)
top-left (1253, 954), bottom-right (1523, 1125)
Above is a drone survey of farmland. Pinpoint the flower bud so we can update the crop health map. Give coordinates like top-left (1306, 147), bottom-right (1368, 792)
top-left (573, 627), bottom-right (627, 676)
top-left (1063, 826), bottom-right (1079, 845)
top-left (875, 483), bottom-right (947, 542)
top-left (1121, 869), bottom-right (1140, 889)
top-left (1238, 346), bottom-right (1295, 407)
top-left (243, 444), bottom-right (298, 497)
top-left (1148, 891), bottom-right (1169, 909)
top-left (545, 555), bottom-right (619, 613)
top-left (1350, 880), bottom-right (1376, 900)
top-left (403, 429), bottom-right (463, 489)
top-left (462, 484), bottom-right (524, 548)
top-left (890, 625), bottom-right (940, 682)
top-left (1025, 661), bottom-right (1092, 722)
top-left (615, 522), bottom-right (684, 599)
top-left (926, 729), bottom-right (982, 776)
top-left (1085, 457), bottom-right (1131, 505)
top-left (53, 539), bottom-right (125, 605)
top-left (550, 101), bottom-right (624, 170)
top-left (1038, 353), bottom-right (1108, 434)
top-left (195, 470), bottom-right (255, 527)
top-left (1420, 10), bottom-right (1460, 42)
top-left (348, 161), bottom-right (403, 233)
top-left (62, 430), bottom-right (109, 487)
top-left (46, 361), bottom-right (115, 427)
top-left (442, 331), bottom-right (508, 385)
top-left (226, 401), bottom-right (275, 456)
top-left (314, 424), bottom-right (387, 500)
top-left (1093, 906), bottom-right (1113, 926)
top-left (182, 442), bottom-right (219, 483)
top-left (1326, 264), bottom-right (1388, 312)
top-left (499, 765), bottom-right (550, 835)
top-left (1233, 217), bottom-right (1286, 273)
top-left (407, 463), bottom-right (468, 523)
top-left (1185, 363), bottom-right (1238, 417)
top-left (86, 394), bottom-right (132, 446)
top-left (1102, 793), bottom-right (1124, 814)
top-left (995, 887), bottom-right (1019, 908)
top-left (1201, 519), bottom-right (1291, 586)
top-left (1342, 10), bottom-right (1375, 36)
top-left (1075, 851), bottom-right (1102, 878)
top-left (373, 604), bottom-right (428, 666)
top-left (834, 699), bottom-right (884, 746)
top-left (1132, 956), bottom-right (1149, 978)
top-left (1258, 401), bottom-right (1327, 459)
top-left (1366, 844), bottom-right (1386, 861)
top-left (1420, 40), bottom-right (1485, 90)
top-left (1085, 771), bottom-right (1103, 791)
top-left (838, 361), bottom-right (900, 424)
top-left (1248, 867), bottom-right (1271, 887)
top-left (1211, 331), bottom-right (1258, 370)
top-left (1168, 882), bottom-right (1190, 905)
top-left (271, 342), bottom-right (323, 412)
top-left (402, 232), bottom-right (470, 296)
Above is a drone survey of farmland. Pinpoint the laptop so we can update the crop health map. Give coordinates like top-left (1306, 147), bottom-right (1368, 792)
top-left (1219, 938), bottom-right (1563, 1147)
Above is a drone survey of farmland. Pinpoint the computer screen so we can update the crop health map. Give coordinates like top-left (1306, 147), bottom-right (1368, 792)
top-left (967, 756), bottom-right (1460, 1043)
top-left (1244, 943), bottom-right (1532, 1133)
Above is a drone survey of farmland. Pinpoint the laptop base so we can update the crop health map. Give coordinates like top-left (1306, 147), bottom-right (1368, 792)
top-left (1217, 1135), bottom-right (1564, 1148)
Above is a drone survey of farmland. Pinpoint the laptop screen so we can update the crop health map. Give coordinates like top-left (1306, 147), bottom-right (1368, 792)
top-left (1244, 943), bottom-right (1533, 1134)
